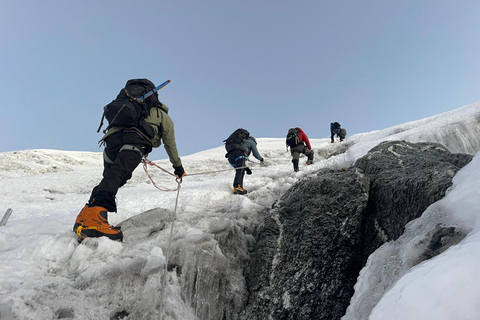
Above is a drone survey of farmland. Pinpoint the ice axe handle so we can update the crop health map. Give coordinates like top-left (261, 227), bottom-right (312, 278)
top-left (137, 79), bottom-right (171, 102)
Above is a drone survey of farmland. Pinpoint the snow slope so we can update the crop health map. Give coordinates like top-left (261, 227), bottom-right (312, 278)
top-left (1, 101), bottom-right (480, 319)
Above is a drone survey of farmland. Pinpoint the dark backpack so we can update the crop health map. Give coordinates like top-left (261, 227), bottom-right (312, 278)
top-left (331, 122), bottom-right (341, 133)
top-left (98, 79), bottom-right (162, 139)
top-left (286, 128), bottom-right (300, 147)
top-left (224, 128), bottom-right (250, 153)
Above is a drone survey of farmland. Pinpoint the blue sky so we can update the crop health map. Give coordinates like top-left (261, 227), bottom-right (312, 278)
top-left (1, 0), bottom-right (480, 159)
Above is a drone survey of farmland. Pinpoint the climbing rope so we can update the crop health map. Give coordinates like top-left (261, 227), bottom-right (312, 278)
top-left (142, 156), bottom-right (261, 178)
top-left (141, 155), bottom-right (263, 318)
top-left (140, 156), bottom-right (182, 318)
top-left (158, 178), bottom-right (181, 320)
top-left (142, 157), bottom-right (180, 191)
top-left (185, 165), bottom-right (251, 176)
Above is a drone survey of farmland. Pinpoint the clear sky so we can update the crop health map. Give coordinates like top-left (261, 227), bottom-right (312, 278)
top-left (1, 0), bottom-right (480, 159)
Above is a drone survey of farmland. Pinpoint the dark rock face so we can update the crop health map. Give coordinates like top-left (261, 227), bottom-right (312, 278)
top-left (236, 141), bottom-right (472, 320)
top-left (355, 141), bottom-right (472, 259)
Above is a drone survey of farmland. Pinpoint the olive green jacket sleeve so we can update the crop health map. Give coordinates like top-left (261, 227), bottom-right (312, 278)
top-left (145, 105), bottom-right (182, 168)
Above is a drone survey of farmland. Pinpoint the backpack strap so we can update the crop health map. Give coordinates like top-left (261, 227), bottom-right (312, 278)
top-left (97, 108), bottom-right (106, 133)
top-left (102, 104), bottom-right (128, 134)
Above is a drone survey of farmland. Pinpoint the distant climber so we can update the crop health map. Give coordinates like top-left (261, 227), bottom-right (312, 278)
top-left (286, 127), bottom-right (314, 172)
top-left (224, 128), bottom-right (264, 194)
top-left (330, 122), bottom-right (346, 143)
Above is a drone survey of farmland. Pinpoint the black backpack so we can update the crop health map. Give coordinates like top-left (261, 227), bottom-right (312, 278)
top-left (286, 128), bottom-right (300, 147)
top-left (224, 128), bottom-right (250, 153)
top-left (97, 79), bottom-right (163, 139)
top-left (331, 122), bottom-right (341, 133)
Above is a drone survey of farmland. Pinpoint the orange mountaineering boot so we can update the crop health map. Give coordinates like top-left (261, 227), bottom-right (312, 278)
top-left (76, 206), bottom-right (123, 242)
top-left (73, 204), bottom-right (88, 233)
top-left (233, 185), bottom-right (248, 195)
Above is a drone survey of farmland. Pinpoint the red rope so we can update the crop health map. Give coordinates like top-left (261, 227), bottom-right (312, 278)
top-left (142, 157), bottom-right (180, 192)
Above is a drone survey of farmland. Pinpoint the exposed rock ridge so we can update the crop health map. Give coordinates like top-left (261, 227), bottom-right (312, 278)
top-left (237, 141), bottom-right (472, 320)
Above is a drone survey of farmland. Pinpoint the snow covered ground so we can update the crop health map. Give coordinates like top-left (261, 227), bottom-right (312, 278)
top-left (1, 101), bottom-right (480, 319)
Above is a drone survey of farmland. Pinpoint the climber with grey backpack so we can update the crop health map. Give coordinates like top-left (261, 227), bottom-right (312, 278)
top-left (330, 122), bottom-right (347, 143)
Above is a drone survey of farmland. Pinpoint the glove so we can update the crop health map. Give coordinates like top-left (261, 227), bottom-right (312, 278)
top-left (245, 167), bottom-right (252, 175)
top-left (260, 159), bottom-right (266, 167)
top-left (173, 165), bottom-right (186, 178)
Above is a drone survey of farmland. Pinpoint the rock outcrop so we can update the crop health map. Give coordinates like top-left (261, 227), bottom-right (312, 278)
top-left (237, 141), bottom-right (472, 320)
